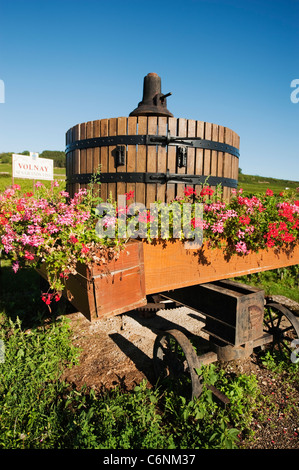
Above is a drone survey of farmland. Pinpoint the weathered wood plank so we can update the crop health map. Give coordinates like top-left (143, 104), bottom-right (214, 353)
top-left (223, 127), bottom-right (233, 201)
top-left (176, 118), bottom-right (187, 198)
top-left (116, 117), bottom-right (127, 200)
top-left (86, 120), bottom-right (93, 192)
top-left (73, 124), bottom-right (81, 197)
top-left (203, 121), bottom-right (212, 188)
top-left (108, 118), bottom-right (117, 201)
top-left (92, 120), bottom-right (101, 198)
top-left (166, 117), bottom-right (177, 202)
top-left (195, 120), bottom-right (204, 195)
top-left (146, 116), bottom-right (158, 205)
top-left (136, 116), bottom-right (147, 205)
top-left (187, 119), bottom-right (196, 196)
top-left (210, 123), bottom-right (218, 193)
top-left (99, 119), bottom-right (109, 201)
top-left (79, 122), bottom-right (87, 191)
top-left (127, 116), bottom-right (137, 202)
top-left (157, 116), bottom-right (167, 202)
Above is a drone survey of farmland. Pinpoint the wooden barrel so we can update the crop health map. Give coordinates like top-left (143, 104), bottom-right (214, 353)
top-left (65, 116), bottom-right (240, 205)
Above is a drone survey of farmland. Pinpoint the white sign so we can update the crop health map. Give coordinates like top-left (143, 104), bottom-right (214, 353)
top-left (12, 154), bottom-right (53, 181)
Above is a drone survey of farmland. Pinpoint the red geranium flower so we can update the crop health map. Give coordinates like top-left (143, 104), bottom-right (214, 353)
top-left (184, 186), bottom-right (197, 197)
top-left (200, 186), bottom-right (214, 197)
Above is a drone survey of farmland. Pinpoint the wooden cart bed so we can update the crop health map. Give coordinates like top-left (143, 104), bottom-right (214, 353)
top-left (38, 240), bottom-right (299, 322)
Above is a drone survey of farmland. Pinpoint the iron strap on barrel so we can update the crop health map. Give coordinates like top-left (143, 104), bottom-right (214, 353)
top-left (65, 134), bottom-right (240, 159)
top-left (66, 172), bottom-right (238, 188)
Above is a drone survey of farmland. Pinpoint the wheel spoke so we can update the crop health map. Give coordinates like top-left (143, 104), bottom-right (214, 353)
top-left (153, 329), bottom-right (203, 400)
top-left (264, 303), bottom-right (299, 362)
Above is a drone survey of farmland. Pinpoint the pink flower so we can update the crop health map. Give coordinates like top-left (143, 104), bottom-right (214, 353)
top-left (103, 216), bottom-right (116, 228)
top-left (237, 229), bottom-right (245, 239)
top-left (235, 241), bottom-right (250, 254)
top-left (81, 243), bottom-right (90, 254)
top-left (12, 261), bottom-right (19, 273)
top-left (191, 217), bottom-right (203, 229)
top-left (34, 182), bottom-right (44, 188)
top-left (21, 233), bottom-right (31, 245)
top-left (69, 235), bottom-right (78, 244)
top-left (24, 250), bottom-right (35, 260)
top-left (211, 221), bottom-right (224, 233)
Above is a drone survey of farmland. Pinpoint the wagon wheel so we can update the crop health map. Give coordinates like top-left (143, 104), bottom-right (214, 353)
top-left (153, 329), bottom-right (203, 400)
top-left (264, 302), bottom-right (299, 362)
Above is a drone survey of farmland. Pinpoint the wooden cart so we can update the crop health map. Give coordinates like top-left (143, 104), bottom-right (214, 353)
top-left (38, 239), bottom-right (299, 401)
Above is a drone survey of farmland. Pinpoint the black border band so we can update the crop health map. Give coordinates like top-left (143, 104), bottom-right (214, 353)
top-left (66, 172), bottom-right (238, 189)
top-left (65, 135), bottom-right (240, 159)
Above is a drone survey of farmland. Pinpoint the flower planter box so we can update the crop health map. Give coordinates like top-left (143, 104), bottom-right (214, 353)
top-left (38, 240), bottom-right (299, 322)
top-left (37, 240), bottom-right (147, 321)
top-left (142, 240), bottom-right (299, 295)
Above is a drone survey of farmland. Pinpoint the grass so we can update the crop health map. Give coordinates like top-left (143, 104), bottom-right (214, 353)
top-left (238, 172), bottom-right (299, 195)
top-left (0, 163), bottom-right (65, 193)
top-left (233, 265), bottom-right (299, 303)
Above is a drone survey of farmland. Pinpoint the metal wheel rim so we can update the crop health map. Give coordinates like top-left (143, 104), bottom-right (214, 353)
top-left (264, 302), bottom-right (299, 362)
top-left (153, 329), bottom-right (203, 399)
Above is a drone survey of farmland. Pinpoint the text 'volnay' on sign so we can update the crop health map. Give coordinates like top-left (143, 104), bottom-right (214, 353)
top-left (12, 154), bottom-right (54, 181)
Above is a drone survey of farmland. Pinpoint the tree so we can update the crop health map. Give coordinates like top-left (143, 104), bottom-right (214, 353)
top-left (0, 150), bottom-right (66, 168)
top-left (39, 150), bottom-right (66, 168)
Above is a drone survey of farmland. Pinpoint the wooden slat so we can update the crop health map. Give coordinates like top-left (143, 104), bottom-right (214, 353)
top-left (116, 117), bottom-right (127, 201)
top-left (210, 123), bottom-right (219, 193)
top-left (176, 118), bottom-right (187, 198)
top-left (127, 116), bottom-right (137, 203)
top-left (166, 117), bottom-right (177, 202)
top-left (92, 120), bottom-right (101, 199)
top-left (66, 127), bottom-right (72, 195)
top-left (146, 116), bottom-right (158, 206)
top-left (108, 118), bottom-right (117, 201)
top-left (203, 121), bottom-right (212, 188)
top-left (232, 130), bottom-right (240, 187)
top-left (136, 116), bottom-right (147, 205)
top-left (86, 120), bottom-right (93, 192)
top-left (187, 119), bottom-right (196, 196)
top-left (157, 116), bottom-right (167, 202)
top-left (99, 119), bottom-right (109, 201)
top-left (142, 240), bottom-right (299, 296)
top-left (223, 127), bottom-right (233, 201)
top-left (73, 124), bottom-right (80, 197)
top-left (195, 120), bottom-right (204, 195)
top-left (217, 125), bottom-right (225, 199)
top-left (79, 122), bottom-right (87, 191)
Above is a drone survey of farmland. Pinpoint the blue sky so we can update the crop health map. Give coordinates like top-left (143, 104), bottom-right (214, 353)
top-left (0, 0), bottom-right (298, 181)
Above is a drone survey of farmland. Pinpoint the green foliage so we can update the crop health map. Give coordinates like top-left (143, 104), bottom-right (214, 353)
top-left (0, 150), bottom-right (66, 167)
top-left (233, 265), bottom-right (299, 303)
top-left (238, 173), bottom-right (299, 195)
top-left (39, 150), bottom-right (66, 168)
top-left (0, 315), bottom-right (79, 448)
top-left (0, 307), bottom-right (261, 449)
